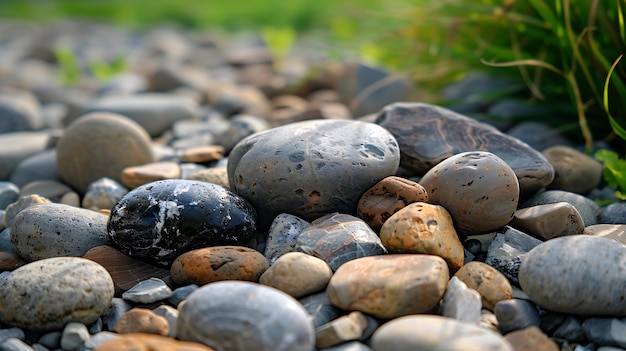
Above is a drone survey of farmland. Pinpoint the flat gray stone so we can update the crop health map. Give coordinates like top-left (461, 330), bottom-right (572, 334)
top-left (485, 226), bottom-right (542, 285)
top-left (582, 317), bottom-right (626, 348)
top-left (121, 278), bottom-right (173, 304)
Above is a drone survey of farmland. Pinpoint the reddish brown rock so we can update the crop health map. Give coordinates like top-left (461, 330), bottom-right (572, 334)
top-left (180, 145), bottom-right (225, 163)
top-left (170, 246), bottom-right (269, 286)
top-left (113, 308), bottom-right (170, 336)
top-left (94, 333), bottom-right (215, 351)
top-left (0, 251), bottom-right (25, 272)
top-left (504, 326), bottom-right (559, 351)
top-left (454, 261), bottom-right (513, 311)
top-left (120, 161), bottom-right (181, 189)
top-left (357, 176), bottom-right (428, 231)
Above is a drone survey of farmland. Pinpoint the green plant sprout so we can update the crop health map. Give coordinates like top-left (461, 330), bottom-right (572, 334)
top-left (595, 149), bottom-right (626, 201)
top-left (54, 46), bottom-right (81, 86)
top-left (261, 26), bottom-right (296, 73)
top-left (89, 56), bottom-right (127, 82)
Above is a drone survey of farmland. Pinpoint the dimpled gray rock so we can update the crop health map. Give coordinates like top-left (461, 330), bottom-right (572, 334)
top-left (519, 235), bottom-right (626, 316)
top-left (420, 151), bottom-right (519, 235)
top-left (228, 119), bottom-right (400, 229)
top-left (375, 102), bottom-right (554, 198)
top-left (56, 112), bottom-right (155, 194)
top-left (11, 203), bottom-right (110, 261)
top-left (177, 281), bottom-right (315, 351)
top-left (0, 257), bottom-right (114, 331)
top-left (521, 190), bottom-right (600, 227)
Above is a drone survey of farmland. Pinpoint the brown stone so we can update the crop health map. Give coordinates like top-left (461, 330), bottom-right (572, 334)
top-left (180, 145), bottom-right (225, 163)
top-left (511, 202), bottom-right (585, 240)
top-left (326, 254), bottom-right (449, 319)
top-left (379, 202), bottom-right (464, 273)
top-left (83, 245), bottom-right (171, 292)
top-left (504, 326), bottom-right (559, 351)
top-left (357, 176), bottom-right (428, 231)
top-left (170, 246), bottom-right (269, 286)
top-left (186, 168), bottom-right (230, 189)
top-left (94, 333), bottom-right (215, 351)
top-left (454, 261), bottom-right (513, 311)
top-left (543, 145), bottom-right (603, 194)
top-left (0, 251), bottom-right (25, 272)
top-left (113, 308), bottom-right (170, 335)
top-left (121, 161), bottom-right (181, 189)
top-left (259, 252), bottom-right (332, 298)
top-left (585, 224), bottom-right (626, 244)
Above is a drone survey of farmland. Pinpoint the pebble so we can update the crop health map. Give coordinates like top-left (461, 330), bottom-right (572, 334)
top-left (511, 202), bottom-right (585, 240)
top-left (166, 284), bottom-right (198, 308)
top-left (295, 213), bottom-right (387, 271)
top-left (543, 146), bottom-right (603, 194)
top-left (494, 299), bottom-right (541, 334)
top-left (319, 341), bottom-right (372, 351)
top-left (170, 246), bottom-right (269, 286)
top-left (19, 180), bottom-right (74, 203)
top-left (152, 305), bottom-right (179, 338)
top-left (81, 177), bottom-right (128, 211)
top-left (299, 292), bottom-right (344, 328)
top-left (0, 89), bottom-right (42, 133)
top-left (259, 252), bottom-right (332, 298)
top-left (113, 308), bottom-right (169, 336)
top-left (370, 315), bottom-right (514, 351)
top-left (61, 322), bottom-right (90, 351)
top-left (326, 254), bottom-right (449, 319)
top-left (485, 226), bottom-right (543, 285)
top-left (519, 235), bottom-right (626, 316)
top-left (108, 179), bottom-right (257, 267)
top-left (582, 317), bottom-right (626, 349)
top-left (120, 161), bottom-right (181, 189)
top-left (419, 151), bottom-right (520, 235)
top-left (177, 281), bottom-right (315, 351)
top-left (263, 213), bottom-right (311, 265)
top-left (584, 224), bottom-right (626, 244)
top-left (315, 311), bottom-right (368, 349)
top-left (121, 278), bottom-right (173, 304)
top-left (0, 328), bottom-right (25, 343)
top-left (552, 316), bottom-right (586, 344)
top-left (11, 203), bottom-right (110, 261)
top-left (379, 202), bottom-right (464, 272)
top-left (38, 331), bottom-right (62, 349)
top-left (441, 277), bottom-right (482, 323)
top-left (0, 182), bottom-right (19, 209)
top-left (2, 194), bottom-right (51, 228)
top-left (0, 131), bottom-right (51, 181)
top-left (521, 190), bottom-right (600, 227)
top-left (227, 119), bottom-right (400, 229)
top-left (599, 203), bottom-right (626, 224)
top-left (356, 176), bottom-right (428, 231)
top-left (186, 167), bottom-right (230, 189)
top-left (375, 102), bottom-right (554, 197)
top-left (454, 261), bottom-right (513, 311)
top-left (101, 298), bottom-right (133, 331)
top-left (0, 257), bottom-right (114, 331)
top-left (504, 326), bottom-right (560, 351)
top-left (93, 333), bottom-right (215, 351)
top-left (0, 337), bottom-right (34, 351)
top-left (56, 112), bottom-right (155, 194)
top-left (9, 149), bottom-right (59, 188)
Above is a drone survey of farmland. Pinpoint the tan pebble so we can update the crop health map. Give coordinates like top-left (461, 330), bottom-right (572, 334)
top-left (357, 176), bottom-right (428, 231)
top-left (504, 326), bottom-right (559, 351)
top-left (315, 311), bottom-right (368, 348)
top-left (186, 168), bottom-right (229, 189)
top-left (259, 252), bottom-right (332, 298)
top-left (121, 161), bottom-right (181, 189)
top-left (60, 191), bottom-right (81, 207)
top-left (454, 261), bottom-right (513, 311)
top-left (170, 246), bottom-right (269, 286)
top-left (511, 202), bottom-right (584, 240)
top-left (94, 332), bottom-right (215, 351)
top-left (584, 224), bottom-right (626, 245)
top-left (113, 308), bottom-right (169, 336)
top-left (380, 202), bottom-right (464, 273)
top-left (180, 145), bottom-right (225, 163)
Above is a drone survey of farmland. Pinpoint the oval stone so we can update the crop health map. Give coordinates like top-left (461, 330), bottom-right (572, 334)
top-left (0, 257), bottom-right (114, 331)
top-left (11, 203), bottom-right (111, 261)
top-left (454, 261), bottom-right (513, 311)
top-left (108, 179), bottom-right (257, 267)
top-left (95, 333), bottom-right (215, 351)
top-left (227, 119), bottom-right (400, 229)
top-left (56, 112), bottom-right (155, 194)
top-left (420, 151), bottom-right (519, 235)
top-left (177, 281), bottom-right (315, 351)
top-left (519, 235), bottom-right (626, 316)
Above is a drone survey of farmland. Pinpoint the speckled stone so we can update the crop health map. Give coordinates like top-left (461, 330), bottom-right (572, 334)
top-left (113, 308), bottom-right (170, 336)
top-left (2, 194), bottom-right (51, 228)
top-left (295, 213), bottom-right (387, 271)
top-left (511, 202), bottom-right (585, 240)
top-left (259, 252), bottom-right (332, 298)
top-left (356, 176), bottom-right (428, 231)
top-left (379, 202), bottom-right (464, 273)
top-left (0, 257), bottom-right (114, 331)
top-left (521, 190), bottom-right (600, 227)
top-left (170, 246), bottom-right (269, 286)
top-left (11, 203), bottom-right (110, 261)
top-left (56, 112), bottom-right (155, 193)
top-left (264, 213), bottom-right (311, 265)
top-left (519, 235), bottom-right (626, 316)
top-left (108, 179), bottom-right (257, 267)
top-left (454, 261), bottom-right (513, 311)
top-left (543, 146), bottom-right (603, 194)
top-left (375, 102), bottom-right (554, 198)
top-left (326, 254), bottom-right (449, 319)
top-left (177, 281), bottom-right (315, 351)
top-left (82, 177), bottom-right (129, 211)
top-left (94, 333), bottom-right (215, 351)
top-left (370, 315), bottom-right (514, 351)
top-left (228, 119), bottom-right (400, 229)
top-left (420, 151), bottom-right (520, 235)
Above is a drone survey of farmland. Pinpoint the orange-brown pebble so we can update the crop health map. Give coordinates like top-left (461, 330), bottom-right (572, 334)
top-left (0, 251), bottom-right (25, 272)
top-left (504, 326), bottom-right (559, 351)
top-left (120, 161), bottom-right (181, 189)
top-left (113, 308), bottom-right (170, 336)
top-left (94, 333), bottom-right (215, 351)
top-left (454, 261), bottom-right (513, 311)
top-left (180, 145), bottom-right (225, 163)
top-left (170, 245), bottom-right (269, 286)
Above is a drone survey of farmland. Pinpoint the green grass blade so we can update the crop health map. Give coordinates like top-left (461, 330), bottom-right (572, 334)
top-left (603, 54), bottom-right (626, 140)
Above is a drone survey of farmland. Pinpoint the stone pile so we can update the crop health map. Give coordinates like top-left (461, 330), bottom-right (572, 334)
top-left (0, 20), bottom-right (625, 351)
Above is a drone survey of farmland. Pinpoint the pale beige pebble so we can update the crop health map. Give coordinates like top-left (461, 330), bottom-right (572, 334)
top-left (120, 161), bottom-right (181, 189)
top-left (94, 333), bottom-right (215, 351)
top-left (19, 180), bottom-right (73, 203)
top-left (510, 202), bottom-right (585, 240)
top-left (113, 308), bottom-right (170, 336)
top-left (584, 224), bottom-right (626, 244)
top-left (543, 145), bottom-right (603, 194)
top-left (379, 202), bottom-right (464, 273)
top-left (186, 168), bottom-right (229, 189)
top-left (2, 194), bottom-right (51, 227)
top-left (479, 310), bottom-right (500, 333)
top-left (504, 326), bottom-right (559, 351)
top-left (259, 252), bottom-right (332, 298)
top-left (60, 191), bottom-right (81, 207)
top-left (326, 254), bottom-right (449, 319)
top-left (454, 261), bottom-right (513, 311)
top-left (315, 311), bottom-right (368, 349)
top-left (179, 145), bottom-right (225, 163)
